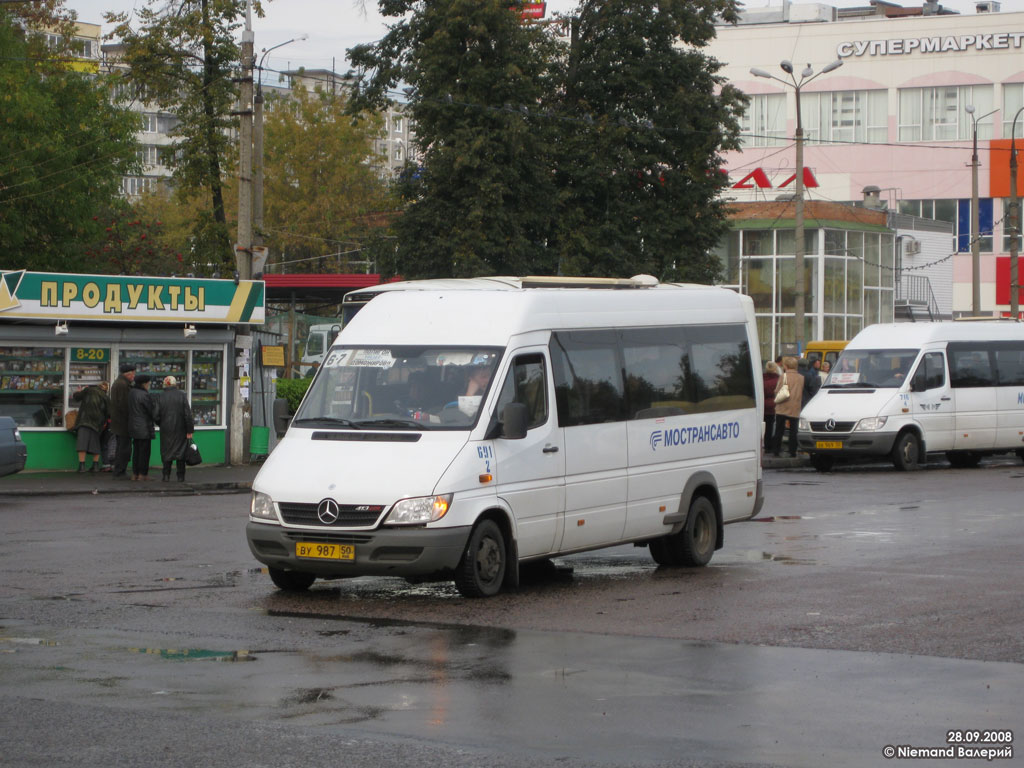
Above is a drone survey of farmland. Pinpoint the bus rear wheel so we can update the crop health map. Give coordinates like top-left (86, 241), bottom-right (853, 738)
top-left (649, 496), bottom-right (717, 568)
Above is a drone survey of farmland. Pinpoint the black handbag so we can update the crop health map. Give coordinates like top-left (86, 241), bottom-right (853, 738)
top-left (184, 442), bottom-right (202, 466)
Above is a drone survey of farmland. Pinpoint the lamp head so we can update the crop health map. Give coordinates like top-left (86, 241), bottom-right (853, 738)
top-left (965, 104), bottom-right (976, 115)
top-left (780, 60), bottom-right (794, 75)
top-left (801, 65), bottom-right (814, 78)
top-left (750, 67), bottom-right (772, 79)
top-left (821, 58), bottom-right (844, 74)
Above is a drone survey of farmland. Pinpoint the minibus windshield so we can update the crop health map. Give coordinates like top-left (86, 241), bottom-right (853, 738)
top-left (824, 348), bottom-right (918, 388)
top-left (293, 345), bottom-right (504, 430)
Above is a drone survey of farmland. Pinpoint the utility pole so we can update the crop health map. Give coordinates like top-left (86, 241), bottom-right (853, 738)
top-left (964, 105), bottom-right (995, 317)
top-left (1010, 107), bottom-right (1023, 319)
top-left (231, 0), bottom-right (255, 466)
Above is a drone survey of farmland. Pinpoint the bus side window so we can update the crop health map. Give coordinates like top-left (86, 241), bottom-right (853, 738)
top-left (496, 354), bottom-right (548, 430)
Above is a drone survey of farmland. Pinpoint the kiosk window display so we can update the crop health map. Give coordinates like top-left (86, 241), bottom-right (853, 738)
top-left (0, 346), bottom-right (67, 427)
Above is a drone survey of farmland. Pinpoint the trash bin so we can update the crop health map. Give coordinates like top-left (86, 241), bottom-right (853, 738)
top-left (250, 425), bottom-right (270, 457)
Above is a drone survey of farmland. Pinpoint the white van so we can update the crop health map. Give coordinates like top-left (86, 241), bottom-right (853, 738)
top-left (799, 321), bottom-right (1024, 472)
top-left (247, 278), bottom-right (765, 597)
top-left (300, 323), bottom-right (342, 373)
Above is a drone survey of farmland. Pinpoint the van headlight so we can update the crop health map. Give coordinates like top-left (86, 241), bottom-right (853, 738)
top-left (798, 418), bottom-right (810, 431)
top-left (854, 417), bottom-right (888, 432)
top-left (386, 494), bottom-right (452, 525)
top-left (250, 491), bottom-right (278, 521)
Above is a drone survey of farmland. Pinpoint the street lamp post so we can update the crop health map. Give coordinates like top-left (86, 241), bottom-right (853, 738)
top-left (965, 105), bottom-right (996, 316)
top-left (751, 58), bottom-right (843, 353)
top-left (1010, 106), bottom-right (1024, 319)
top-left (254, 35), bottom-right (308, 260)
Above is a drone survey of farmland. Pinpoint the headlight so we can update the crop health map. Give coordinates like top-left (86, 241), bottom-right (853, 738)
top-left (854, 416), bottom-right (888, 432)
top-left (386, 494), bottom-right (452, 526)
top-left (250, 491), bottom-right (278, 521)
top-left (13, 427), bottom-right (22, 442)
top-left (798, 418), bottom-right (810, 431)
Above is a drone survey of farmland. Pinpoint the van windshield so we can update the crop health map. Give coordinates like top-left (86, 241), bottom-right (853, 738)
top-left (293, 345), bottom-right (503, 430)
top-left (825, 349), bottom-right (919, 388)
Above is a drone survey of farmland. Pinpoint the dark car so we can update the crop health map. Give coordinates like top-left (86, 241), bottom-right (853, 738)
top-left (0, 416), bottom-right (28, 477)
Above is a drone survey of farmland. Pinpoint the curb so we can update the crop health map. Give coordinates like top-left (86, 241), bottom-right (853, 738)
top-left (0, 482), bottom-right (252, 497)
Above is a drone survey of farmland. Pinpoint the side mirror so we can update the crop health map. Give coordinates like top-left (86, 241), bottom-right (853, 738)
top-left (501, 402), bottom-right (529, 440)
top-left (272, 397), bottom-right (291, 437)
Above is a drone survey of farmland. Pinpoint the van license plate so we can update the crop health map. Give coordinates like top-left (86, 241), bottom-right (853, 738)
top-left (296, 542), bottom-right (355, 561)
top-left (815, 441), bottom-right (843, 450)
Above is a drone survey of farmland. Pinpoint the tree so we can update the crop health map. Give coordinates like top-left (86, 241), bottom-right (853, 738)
top-left (261, 84), bottom-right (398, 273)
top-left (0, 7), bottom-right (140, 272)
top-left (550, 0), bottom-right (747, 283)
top-left (348, 0), bottom-right (746, 283)
top-left (107, 0), bottom-right (250, 272)
top-left (349, 0), bottom-right (561, 278)
top-left (83, 199), bottom-right (187, 276)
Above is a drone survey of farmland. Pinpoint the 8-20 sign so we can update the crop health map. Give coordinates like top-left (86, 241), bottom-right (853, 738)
top-left (72, 348), bottom-right (109, 363)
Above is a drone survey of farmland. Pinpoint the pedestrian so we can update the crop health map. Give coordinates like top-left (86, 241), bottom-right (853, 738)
top-left (762, 360), bottom-right (779, 452)
top-left (157, 375), bottom-right (194, 482)
top-left (773, 356), bottom-right (805, 457)
top-left (71, 380), bottom-right (109, 472)
top-left (128, 374), bottom-right (158, 481)
top-left (108, 363), bottom-right (136, 480)
top-left (798, 357), bottom-right (820, 407)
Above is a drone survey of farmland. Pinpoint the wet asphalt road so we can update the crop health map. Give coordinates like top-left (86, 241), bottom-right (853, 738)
top-left (1, 458), bottom-right (1022, 767)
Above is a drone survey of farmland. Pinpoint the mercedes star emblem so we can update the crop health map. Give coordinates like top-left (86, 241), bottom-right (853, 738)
top-left (317, 499), bottom-right (340, 524)
top-left (825, 418), bottom-right (836, 432)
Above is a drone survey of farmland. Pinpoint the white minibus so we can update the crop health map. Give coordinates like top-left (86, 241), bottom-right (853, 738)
top-left (799, 321), bottom-right (1024, 472)
top-left (247, 278), bottom-right (765, 597)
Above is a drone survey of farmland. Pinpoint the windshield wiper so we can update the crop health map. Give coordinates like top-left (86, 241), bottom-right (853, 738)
top-left (354, 418), bottom-right (427, 430)
top-left (292, 417), bottom-right (361, 429)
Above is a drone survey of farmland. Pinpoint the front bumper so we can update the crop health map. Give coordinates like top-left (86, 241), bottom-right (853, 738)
top-left (246, 521), bottom-right (471, 578)
top-left (798, 430), bottom-right (898, 457)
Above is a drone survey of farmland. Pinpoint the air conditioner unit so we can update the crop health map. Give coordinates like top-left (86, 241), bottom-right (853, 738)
top-left (905, 238), bottom-right (921, 256)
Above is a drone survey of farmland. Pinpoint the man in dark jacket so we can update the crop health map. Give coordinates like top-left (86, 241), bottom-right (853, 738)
top-left (128, 375), bottom-right (158, 480)
top-left (157, 376), bottom-right (194, 482)
top-left (798, 357), bottom-right (821, 407)
top-left (108, 363), bottom-right (136, 479)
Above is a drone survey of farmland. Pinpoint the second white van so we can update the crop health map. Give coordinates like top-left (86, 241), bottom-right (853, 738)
top-left (799, 321), bottom-right (1024, 471)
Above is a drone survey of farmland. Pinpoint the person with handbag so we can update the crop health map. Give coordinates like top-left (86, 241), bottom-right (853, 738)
top-left (71, 381), bottom-right (109, 473)
top-left (156, 376), bottom-right (195, 482)
top-left (772, 356), bottom-right (805, 457)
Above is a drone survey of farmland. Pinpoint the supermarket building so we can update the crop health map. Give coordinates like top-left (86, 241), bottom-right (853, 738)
top-left (710, 0), bottom-right (1024, 337)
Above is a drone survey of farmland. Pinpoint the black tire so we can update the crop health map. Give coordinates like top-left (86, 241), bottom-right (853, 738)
top-left (454, 519), bottom-right (507, 598)
top-left (891, 431), bottom-right (921, 471)
top-left (809, 454), bottom-right (835, 472)
top-left (946, 451), bottom-right (982, 468)
top-left (648, 496), bottom-right (717, 568)
top-left (1017, 449), bottom-right (1024, 464)
top-left (268, 567), bottom-right (316, 592)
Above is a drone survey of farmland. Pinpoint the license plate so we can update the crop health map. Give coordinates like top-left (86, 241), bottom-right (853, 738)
top-left (815, 441), bottom-right (843, 450)
top-left (296, 542), bottom-right (355, 561)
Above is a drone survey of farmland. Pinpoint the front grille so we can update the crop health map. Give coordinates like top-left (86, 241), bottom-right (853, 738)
top-left (809, 421), bottom-right (855, 433)
top-left (278, 502), bottom-right (385, 528)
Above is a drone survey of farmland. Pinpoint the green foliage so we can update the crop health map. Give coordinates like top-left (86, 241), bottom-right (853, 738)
top-left (0, 10), bottom-right (140, 272)
top-left (262, 85), bottom-right (398, 273)
top-left (552, 0), bottom-right (746, 284)
top-left (350, 0), bottom-right (745, 284)
top-left (107, 0), bottom-right (250, 273)
top-left (274, 377), bottom-right (311, 413)
top-left (350, 0), bottom-right (562, 278)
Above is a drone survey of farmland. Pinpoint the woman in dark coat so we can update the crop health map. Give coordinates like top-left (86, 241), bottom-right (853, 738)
top-left (128, 375), bottom-right (158, 480)
top-left (762, 361), bottom-right (779, 452)
top-left (157, 376), bottom-right (194, 482)
top-left (72, 381), bottom-right (109, 472)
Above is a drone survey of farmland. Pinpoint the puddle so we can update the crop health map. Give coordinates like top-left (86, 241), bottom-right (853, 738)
top-left (128, 647), bottom-right (256, 662)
